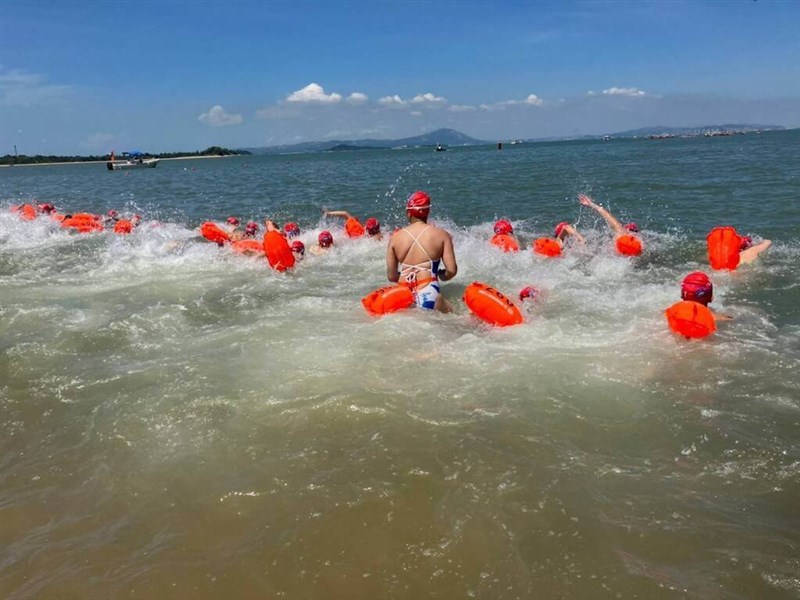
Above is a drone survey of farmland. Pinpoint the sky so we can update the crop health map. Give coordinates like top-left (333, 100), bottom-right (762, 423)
top-left (1, 0), bottom-right (799, 155)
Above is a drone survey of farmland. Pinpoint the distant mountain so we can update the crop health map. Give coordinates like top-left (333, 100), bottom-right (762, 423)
top-left (326, 144), bottom-right (382, 152)
top-left (609, 124), bottom-right (785, 138)
top-left (242, 128), bottom-right (487, 155)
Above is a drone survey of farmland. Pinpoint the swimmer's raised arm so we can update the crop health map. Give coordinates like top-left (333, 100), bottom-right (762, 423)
top-left (563, 223), bottom-right (586, 244)
top-left (739, 239), bottom-right (772, 265)
top-left (264, 219), bottom-right (279, 232)
top-left (323, 210), bottom-right (352, 220)
top-left (579, 194), bottom-right (625, 236)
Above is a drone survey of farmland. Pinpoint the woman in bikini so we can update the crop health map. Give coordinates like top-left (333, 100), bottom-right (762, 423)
top-left (385, 191), bottom-right (458, 313)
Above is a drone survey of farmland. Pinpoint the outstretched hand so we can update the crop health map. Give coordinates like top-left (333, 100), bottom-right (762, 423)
top-left (578, 194), bottom-right (595, 207)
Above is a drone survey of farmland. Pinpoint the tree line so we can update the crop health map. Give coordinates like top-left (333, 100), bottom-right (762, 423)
top-left (0, 146), bottom-right (249, 166)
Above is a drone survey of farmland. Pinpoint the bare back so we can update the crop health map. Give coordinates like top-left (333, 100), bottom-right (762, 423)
top-left (387, 221), bottom-right (457, 283)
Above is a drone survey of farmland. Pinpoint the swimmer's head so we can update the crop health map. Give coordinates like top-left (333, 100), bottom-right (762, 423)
top-left (226, 216), bottom-right (240, 226)
top-left (38, 203), bottom-right (55, 214)
top-left (318, 230), bottom-right (334, 248)
top-left (554, 221), bottom-right (571, 240)
top-left (494, 219), bottom-right (513, 235)
top-left (283, 222), bottom-right (300, 238)
top-left (291, 240), bottom-right (305, 256)
top-left (518, 286), bottom-right (539, 302)
top-left (107, 209), bottom-right (119, 219)
top-left (624, 222), bottom-right (640, 233)
top-left (406, 191), bottom-right (431, 220)
top-left (244, 221), bottom-right (259, 237)
top-left (740, 236), bottom-right (753, 251)
top-left (131, 214), bottom-right (142, 225)
top-left (681, 271), bottom-right (713, 306)
top-left (365, 217), bottom-right (381, 236)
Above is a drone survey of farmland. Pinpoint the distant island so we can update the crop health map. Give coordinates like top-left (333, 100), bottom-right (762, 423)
top-left (243, 128), bottom-right (485, 155)
top-left (1, 146), bottom-right (249, 166)
top-left (242, 125), bottom-right (787, 155)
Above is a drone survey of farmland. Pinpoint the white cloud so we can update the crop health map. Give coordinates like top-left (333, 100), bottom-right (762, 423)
top-left (0, 68), bottom-right (74, 107)
top-left (481, 94), bottom-right (545, 111)
top-left (378, 95), bottom-right (407, 108)
top-left (346, 92), bottom-right (369, 105)
top-left (198, 105), bottom-right (243, 127)
top-left (449, 104), bottom-right (477, 112)
top-left (602, 87), bottom-right (646, 97)
top-left (286, 83), bottom-right (342, 103)
top-left (411, 92), bottom-right (446, 104)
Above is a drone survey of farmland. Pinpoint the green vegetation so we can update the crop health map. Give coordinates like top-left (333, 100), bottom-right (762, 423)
top-left (0, 146), bottom-right (249, 166)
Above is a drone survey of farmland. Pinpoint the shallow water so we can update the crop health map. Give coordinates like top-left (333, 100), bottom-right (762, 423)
top-left (1, 131), bottom-right (799, 599)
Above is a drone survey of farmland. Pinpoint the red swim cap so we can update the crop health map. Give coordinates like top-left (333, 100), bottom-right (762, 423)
top-left (519, 286), bottom-right (539, 302)
top-left (38, 203), bottom-right (55, 214)
top-left (624, 222), bottom-right (640, 233)
top-left (406, 191), bottom-right (431, 219)
top-left (494, 219), bottom-right (513, 235)
top-left (740, 235), bottom-right (753, 250)
top-left (245, 221), bottom-right (259, 232)
top-left (284, 222), bottom-right (300, 238)
top-left (108, 209), bottom-right (119, 218)
top-left (554, 221), bottom-right (570, 239)
top-left (291, 240), bottom-right (305, 255)
top-left (318, 230), bottom-right (333, 248)
top-left (365, 217), bottom-right (380, 235)
top-left (226, 216), bottom-right (240, 226)
top-left (681, 271), bottom-right (713, 306)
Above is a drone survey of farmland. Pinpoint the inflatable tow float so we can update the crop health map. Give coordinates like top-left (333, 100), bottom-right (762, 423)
top-left (463, 282), bottom-right (524, 327)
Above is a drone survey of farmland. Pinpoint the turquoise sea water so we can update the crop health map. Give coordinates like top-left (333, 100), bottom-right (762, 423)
top-left (1, 130), bottom-right (799, 599)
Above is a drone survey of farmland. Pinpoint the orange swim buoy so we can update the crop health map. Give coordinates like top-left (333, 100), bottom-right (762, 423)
top-left (231, 239), bottom-right (264, 255)
top-left (20, 204), bottom-right (37, 220)
top-left (707, 226), bottom-right (741, 271)
top-left (345, 217), bottom-right (365, 238)
top-left (616, 234), bottom-right (643, 256)
top-left (361, 285), bottom-right (415, 316)
top-left (263, 230), bottom-right (295, 271)
top-left (490, 233), bottom-right (520, 253)
top-left (665, 300), bottom-right (717, 339)
top-left (114, 219), bottom-right (133, 234)
top-left (463, 282), bottom-right (524, 327)
top-left (200, 222), bottom-right (231, 245)
top-left (533, 237), bottom-right (562, 257)
top-left (62, 215), bottom-right (103, 232)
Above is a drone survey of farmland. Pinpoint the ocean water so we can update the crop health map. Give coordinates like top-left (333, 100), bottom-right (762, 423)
top-left (1, 131), bottom-right (799, 599)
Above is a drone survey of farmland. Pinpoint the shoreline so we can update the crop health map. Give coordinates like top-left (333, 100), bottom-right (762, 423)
top-left (0, 155), bottom-right (236, 168)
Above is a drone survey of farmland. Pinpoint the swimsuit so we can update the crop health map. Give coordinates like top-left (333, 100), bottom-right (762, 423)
top-left (399, 226), bottom-right (441, 310)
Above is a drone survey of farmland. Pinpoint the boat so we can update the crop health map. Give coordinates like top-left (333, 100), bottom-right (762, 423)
top-left (435, 143), bottom-right (447, 152)
top-left (106, 151), bottom-right (159, 170)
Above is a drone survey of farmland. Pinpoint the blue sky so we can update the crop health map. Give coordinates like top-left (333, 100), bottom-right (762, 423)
top-left (1, 0), bottom-right (798, 155)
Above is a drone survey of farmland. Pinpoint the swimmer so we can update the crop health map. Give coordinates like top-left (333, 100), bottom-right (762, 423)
top-left (490, 219), bottom-right (521, 252)
top-left (113, 214), bottom-right (142, 234)
top-left (231, 221), bottom-right (259, 241)
top-left (309, 230), bottom-right (334, 256)
top-left (323, 210), bottom-right (383, 240)
top-left (283, 222), bottom-right (301, 239)
top-left (738, 235), bottom-right (772, 265)
top-left (291, 240), bottom-right (305, 261)
top-left (386, 190), bottom-right (458, 313)
top-left (681, 271), bottom-right (732, 320)
top-left (532, 221), bottom-right (585, 256)
top-left (578, 193), bottom-right (642, 255)
top-left (225, 216), bottom-right (246, 240)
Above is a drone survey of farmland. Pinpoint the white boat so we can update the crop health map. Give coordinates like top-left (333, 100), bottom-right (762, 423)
top-left (106, 151), bottom-right (159, 170)
top-left (107, 158), bottom-right (159, 170)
